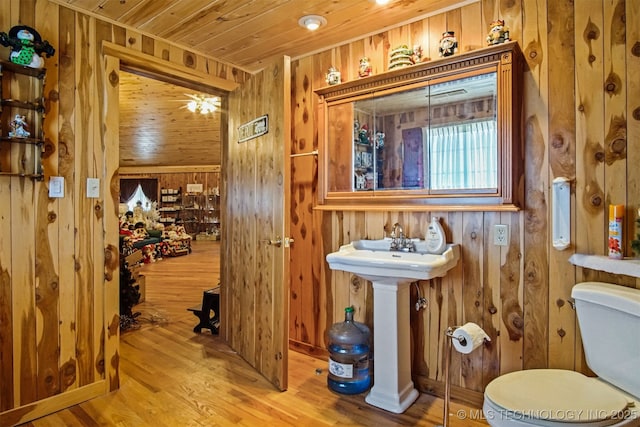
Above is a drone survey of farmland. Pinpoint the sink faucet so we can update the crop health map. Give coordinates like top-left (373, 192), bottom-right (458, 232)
top-left (390, 223), bottom-right (415, 252)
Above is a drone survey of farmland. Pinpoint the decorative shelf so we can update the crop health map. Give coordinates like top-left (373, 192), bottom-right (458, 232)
top-left (0, 136), bottom-right (44, 145)
top-left (0, 59), bottom-right (46, 180)
top-left (569, 253), bottom-right (640, 278)
top-left (0, 99), bottom-right (44, 111)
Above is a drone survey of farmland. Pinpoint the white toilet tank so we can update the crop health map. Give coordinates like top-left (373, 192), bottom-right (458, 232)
top-left (572, 282), bottom-right (640, 399)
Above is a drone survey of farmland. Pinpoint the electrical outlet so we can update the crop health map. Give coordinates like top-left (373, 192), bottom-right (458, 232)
top-left (494, 224), bottom-right (509, 246)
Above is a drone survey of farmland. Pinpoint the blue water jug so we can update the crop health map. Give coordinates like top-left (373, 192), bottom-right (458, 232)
top-left (327, 306), bottom-right (371, 394)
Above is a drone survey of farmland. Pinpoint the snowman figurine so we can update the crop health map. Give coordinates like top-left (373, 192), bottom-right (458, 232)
top-left (439, 31), bottom-right (458, 57)
top-left (0, 25), bottom-right (55, 69)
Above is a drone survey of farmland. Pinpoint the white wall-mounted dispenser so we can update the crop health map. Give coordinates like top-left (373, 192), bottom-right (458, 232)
top-left (552, 177), bottom-right (571, 250)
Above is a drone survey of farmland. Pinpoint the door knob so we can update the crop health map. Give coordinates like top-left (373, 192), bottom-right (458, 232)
top-left (260, 237), bottom-right (295, 248)
top-left (260, 237), bottom-right (282, 247)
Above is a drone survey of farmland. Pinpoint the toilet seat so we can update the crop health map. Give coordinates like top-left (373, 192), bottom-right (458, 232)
top-left (484, 369), bottom-right (632, 426)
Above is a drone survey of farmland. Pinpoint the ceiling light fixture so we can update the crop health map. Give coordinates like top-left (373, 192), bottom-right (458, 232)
top-left (298, 15), bottom-right (327, 31)
top-left (370, 0), bottom-right (391, 4)
top-left (185, 94), bottom-right (219, 114)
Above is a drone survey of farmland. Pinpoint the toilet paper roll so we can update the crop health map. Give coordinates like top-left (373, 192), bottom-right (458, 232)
top-left (452, 322), bottom-right (490, 354)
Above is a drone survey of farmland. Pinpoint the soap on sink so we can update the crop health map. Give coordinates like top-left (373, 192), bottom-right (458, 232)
top-left (425, 217), bottom-right (446, 254)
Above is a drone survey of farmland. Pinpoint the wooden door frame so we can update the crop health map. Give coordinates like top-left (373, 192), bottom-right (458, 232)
top-left (101, 42), bottom-right (239, 388)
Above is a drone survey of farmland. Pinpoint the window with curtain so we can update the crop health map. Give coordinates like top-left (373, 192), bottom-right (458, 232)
top-left (125, 184), bottom-right (154, 212)
top-left (427, 120), bottom-right (497, 191)
top-left (119, 178), bottom-right (158, 211)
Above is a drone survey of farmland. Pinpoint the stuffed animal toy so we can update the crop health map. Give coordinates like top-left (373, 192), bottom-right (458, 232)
top-left (132, 222), bottom-right (149, 239)
top-left (0, 25), bottom-right (55, 68)
top-left (119, 210), bottom-right (135, 231)
top-left (142, 245), bottom-right (155, 263)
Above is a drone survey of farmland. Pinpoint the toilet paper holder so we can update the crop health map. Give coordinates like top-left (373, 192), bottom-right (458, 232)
top-left (445, 325), bottom-right (466, 345)
top-left (439, 325), bottom-right (490, 427)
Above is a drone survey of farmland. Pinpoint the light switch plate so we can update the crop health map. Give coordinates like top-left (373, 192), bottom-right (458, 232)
top-left (49, 176), bottom-right (64, 198)
top-left (87, 178), bottom-right (100, 198)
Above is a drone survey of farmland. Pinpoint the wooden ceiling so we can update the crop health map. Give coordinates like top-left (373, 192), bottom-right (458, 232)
top-left (119, 71), bottom-right (222, 168)
top-left (74, 0), bottom-right (473, 169)
top-left (50, 0), bottom-right (469, 72)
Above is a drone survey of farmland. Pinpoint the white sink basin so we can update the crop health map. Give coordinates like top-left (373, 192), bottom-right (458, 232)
top-left (326, 238), bottom-right (461, 413)
top-left (327, 238), bottom-right (460, 282)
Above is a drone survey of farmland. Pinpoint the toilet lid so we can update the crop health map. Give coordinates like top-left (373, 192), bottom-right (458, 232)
top-left (485, 369), bottom-right (630, 424)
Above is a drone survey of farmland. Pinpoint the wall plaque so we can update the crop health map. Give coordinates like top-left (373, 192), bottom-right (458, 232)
top-left (238, 115), bottom-right (268, 143)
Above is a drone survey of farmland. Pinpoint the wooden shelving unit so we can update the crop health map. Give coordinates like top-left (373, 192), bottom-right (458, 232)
top-left (0, 60), bottom-right (46, 180)
top-left (158, 188), bottom-right (181, 224)
top-left (182, 190), bottom-right (221, 239)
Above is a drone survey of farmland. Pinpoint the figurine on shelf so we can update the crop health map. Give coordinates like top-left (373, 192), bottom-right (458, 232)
top-left (365, 172), bottom-right (375, 189)
top-left (358, 124), bottom-right (370, 145)
top-left (0, 25), bottom-right (55, 69)
top-left (355, 172), bottom-right (366, 190)
top-left (486, 19), bottom-right (510, 45)
top-left (326, 66), bottom-right (341, 85)
top-left (439, 31), bottom-right (458, 57)
top-left (9, 114), bottom-right (30, 138)
top-left (388, 44), bottom-right (426, 69)
top-left (388, 45), bottom-right (414, 69)
top-left (358, 57), bottom-right (372, 78)
top-left (411, 45), bottom-right (423, 64)
top-left (375, 132), bottom-right (385, 149)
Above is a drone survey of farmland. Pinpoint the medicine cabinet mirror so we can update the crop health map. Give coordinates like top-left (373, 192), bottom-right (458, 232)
top-left (316, 41), bottom-right (524, 211)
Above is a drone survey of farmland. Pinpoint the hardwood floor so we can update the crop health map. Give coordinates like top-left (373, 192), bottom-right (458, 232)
top-left (23, 241), bottom-right (488, 427)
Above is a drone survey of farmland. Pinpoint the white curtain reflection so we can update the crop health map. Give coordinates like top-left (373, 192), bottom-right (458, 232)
top-left (428, 120), bottom-right (497, 190)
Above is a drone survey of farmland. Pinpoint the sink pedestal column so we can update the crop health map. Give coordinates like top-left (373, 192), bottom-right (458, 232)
top-left (365, 279), bottom-right (419, 413)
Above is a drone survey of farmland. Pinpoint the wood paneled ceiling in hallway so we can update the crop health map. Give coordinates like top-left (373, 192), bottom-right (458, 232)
top-left (119, 71), bottom-right (222, 168)
top-left (49, 0), bottom-right (472, 72)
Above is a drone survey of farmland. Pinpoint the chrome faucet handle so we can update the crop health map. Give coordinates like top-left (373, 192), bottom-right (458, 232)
top-left (404, 239), bottom-right (416, 252)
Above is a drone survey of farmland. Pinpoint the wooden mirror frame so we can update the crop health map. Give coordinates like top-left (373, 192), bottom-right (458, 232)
top-left (315, 41), bottom-right (524, 212)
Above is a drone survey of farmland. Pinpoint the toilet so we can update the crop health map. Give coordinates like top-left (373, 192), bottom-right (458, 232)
top-left (483, 282), bottom-right (640, 426)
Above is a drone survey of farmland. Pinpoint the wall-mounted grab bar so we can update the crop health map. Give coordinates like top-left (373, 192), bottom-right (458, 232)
top-left (289, 150), bottom-right (318, 158)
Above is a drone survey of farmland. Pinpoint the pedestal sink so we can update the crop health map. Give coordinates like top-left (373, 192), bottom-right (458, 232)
top-left (326, 238), bottom-right (461, 413)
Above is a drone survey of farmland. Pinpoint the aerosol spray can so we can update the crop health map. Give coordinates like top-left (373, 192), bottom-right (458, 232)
top-left (608, 204), bottom-right (624, 259)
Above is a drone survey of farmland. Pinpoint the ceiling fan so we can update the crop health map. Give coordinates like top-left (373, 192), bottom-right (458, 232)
top-left (183, 93), bottom-right (220, 114)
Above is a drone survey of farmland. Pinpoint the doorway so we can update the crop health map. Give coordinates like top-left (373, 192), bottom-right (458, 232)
top-left (104, 49), bottom-right (291, 393)
top-left (117, 68), bottom-right (224, 323)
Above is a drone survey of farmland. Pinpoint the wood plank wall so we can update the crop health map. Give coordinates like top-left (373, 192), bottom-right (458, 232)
top-left (0, 1), bottom-right (249, 424)
top-left (289, 0), bottom-right (640, 406)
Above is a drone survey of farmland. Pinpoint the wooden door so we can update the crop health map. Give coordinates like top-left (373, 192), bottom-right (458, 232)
top-left (223, 57), bottom-right (291, 390)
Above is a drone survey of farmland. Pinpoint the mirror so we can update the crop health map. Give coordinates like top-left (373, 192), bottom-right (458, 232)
top-left (349, 72), bottom-right (497, 192)
top-left (317, 41), bottom-right (523, 211)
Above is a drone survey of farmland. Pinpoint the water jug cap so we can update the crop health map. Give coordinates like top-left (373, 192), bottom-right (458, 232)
top-left (344, 306), bottom-right (354, 313)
